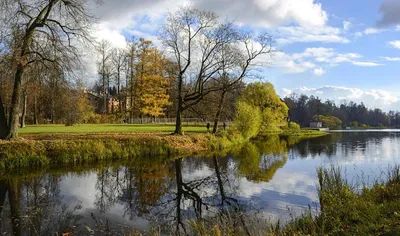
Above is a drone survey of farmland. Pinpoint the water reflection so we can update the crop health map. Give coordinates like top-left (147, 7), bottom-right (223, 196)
top-left (0, 132), bottom-right (399, 235)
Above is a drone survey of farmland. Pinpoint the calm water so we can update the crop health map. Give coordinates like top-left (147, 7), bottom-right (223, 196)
top-left (0, 132), bottom-right (399, 235)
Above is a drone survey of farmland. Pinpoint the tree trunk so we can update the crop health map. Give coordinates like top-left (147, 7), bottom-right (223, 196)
top-left (0, 179), bottom-right (8, 216)
top-left (174, 75), bottom-right (184, 135)
top-left (6, 65), bottom-right (24, 139)
top-left (0, 95), bottom-right (9, 139)
top-left (33, 95), bottom-right (38, 124)
top-left (174, 98), bottom-right (183, 135)
top-left (213, 155), bottom-right (226, 205)
top-left (8, 179), bottom-right (21, 236)
top-left (212, 90), bottom-right (226, 134)
top-left (20, 91), bottom-right (27, 128)
top-left (118, 69), bottom-right (122, 113)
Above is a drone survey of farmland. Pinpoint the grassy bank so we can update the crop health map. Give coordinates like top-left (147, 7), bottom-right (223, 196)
top-left (281, 165), bottom-right (400, 235)
top-left (259, 129), bottom-right (329, 139)
top-left (0, 131), bottom-right (247, 170)
top-left (0, 124), bottom-right (327, 170)
top-left (175, 165), bottom-right (400, 236)
top-left (0, 133), bottom-right (215, 169)
top-left (279, 129), bottom-right (329, 138)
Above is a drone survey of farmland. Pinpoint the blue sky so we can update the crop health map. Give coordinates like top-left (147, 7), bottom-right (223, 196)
top-left (89, 0), bottom-right (400, 110)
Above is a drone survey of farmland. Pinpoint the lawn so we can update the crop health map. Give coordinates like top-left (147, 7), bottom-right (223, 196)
top-left (18, 124), bottom-right (208, 135)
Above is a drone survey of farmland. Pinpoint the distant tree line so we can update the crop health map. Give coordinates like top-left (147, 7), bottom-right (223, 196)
top-left (284, 94), bottom-right (399, 128)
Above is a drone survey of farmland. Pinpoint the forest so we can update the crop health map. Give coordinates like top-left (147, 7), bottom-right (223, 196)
top-left (284, 94), bottom-right (399, 128)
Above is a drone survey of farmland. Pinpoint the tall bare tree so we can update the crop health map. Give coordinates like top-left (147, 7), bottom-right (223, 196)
top-left (0, 0), bottom-right (93, 139)
top-left (111, 48), bottom-right (127, 113)
top-left (160, 7), bottom-right (273, 135)
top-left (96, 40), bottom-right (112, 114)
top-left (126, 37), bottom-right (139, 122)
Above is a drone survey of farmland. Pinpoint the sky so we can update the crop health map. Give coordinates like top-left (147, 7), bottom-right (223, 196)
top-left (87, 0), bottom-right (400, 111)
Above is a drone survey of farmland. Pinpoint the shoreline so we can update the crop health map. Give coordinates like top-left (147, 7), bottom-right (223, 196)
top-left (0, 130), bottom-right (328, 170)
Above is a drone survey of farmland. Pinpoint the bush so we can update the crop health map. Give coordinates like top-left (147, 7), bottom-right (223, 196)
top-left (289, 121), bottom-right (301, 130)
top-left (232, 101), bottom-right (262, 139)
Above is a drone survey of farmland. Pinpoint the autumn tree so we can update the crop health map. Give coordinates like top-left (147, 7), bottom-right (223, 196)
top-left (0, 0), bottom-right (93, 139)
top-left (138, 46), bottom-right (172, 119)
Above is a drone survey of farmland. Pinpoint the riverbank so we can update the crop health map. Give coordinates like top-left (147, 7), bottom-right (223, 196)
top-left (0, 133), bottom-right (214, 169)
top-left (0, 125), bottom-right (328, 170)
top-left (169, 165), bottom-right (400, 236)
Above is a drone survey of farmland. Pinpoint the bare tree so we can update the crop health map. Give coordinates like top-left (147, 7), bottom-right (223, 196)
top-left (160, 7), bottom-right (273, 135)
top-left (111, 48), bottom-right (127, 113)
top-left (96, 40), bottom-right (112, 114)
top-left (0, 0), bottom-right (93, 139)
top-left (126, 37), bottom-right (139, 122)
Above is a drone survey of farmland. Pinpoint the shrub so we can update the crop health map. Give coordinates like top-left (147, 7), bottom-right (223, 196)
top-left (289, 121), bottom-right (301, 130)
top-left (232, 101), bottom-right (262, 139)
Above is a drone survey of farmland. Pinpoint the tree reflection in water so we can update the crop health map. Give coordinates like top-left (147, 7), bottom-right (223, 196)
top-left (0, 175), bottom-right (84, 235)
top-left (0, 135), bottom-right (298, 235)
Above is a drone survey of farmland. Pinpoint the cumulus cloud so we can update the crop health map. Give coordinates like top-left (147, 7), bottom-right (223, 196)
top-left (388, 40), bottom-right (400, 49)
top-left (281, 86), bottom-right (400, 110)
top-left (376, 0), bottom-right (400, 28)
top-left (190, 0), bottom-right (328, 28)
top-left (89, 0), bottom-right (328, 29)
top-left (82, 0), bottom-right (340, 78)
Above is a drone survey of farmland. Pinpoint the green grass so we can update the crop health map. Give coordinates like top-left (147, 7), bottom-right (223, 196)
top-left (279, 129), bottom-right (328, 138)
top-left (18, 124), bottom-right (208, 135)
top-left (280, 165), bottom-right (400, 235)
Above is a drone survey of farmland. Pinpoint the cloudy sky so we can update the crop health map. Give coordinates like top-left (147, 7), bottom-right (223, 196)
top-left (88, 0), bottom-right (400, 111)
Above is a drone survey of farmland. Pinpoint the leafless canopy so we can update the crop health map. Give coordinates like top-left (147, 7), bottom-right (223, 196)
top-left (3, 0), bottom-right (93, 73)
top-left (160, 7), bottom-right (274, 112)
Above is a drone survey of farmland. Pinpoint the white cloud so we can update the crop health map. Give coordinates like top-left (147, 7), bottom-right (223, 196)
top-left (272, 47), bottom-right (382, 76)
top-left (273, 51), bottom-right (316, 74)
top-left (281, 85), bottom-right (400, 110)
top-left (82, 0), bottom-right (338, 78)
top-left (381, 56), bottom-right (400, 61)
top-left (343, 21), bottom-right (351, 31)
top-left (279, 47), bottom-right (382, 72)
top-left (191, 0), bottom-right (328, 28)
top-left (388, 40), bottom-right (400, 49)
top-left (364, 27), bottom-right (383, 35)
top-left (276, 26), bottom-right (349, 45)
top-left (351, 61), bottom-right (383, 67)
top-left (313, 68), bottom-right (325, 76)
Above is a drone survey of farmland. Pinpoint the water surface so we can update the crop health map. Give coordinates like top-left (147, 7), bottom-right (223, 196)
top-left (0, 132), bottom-right (399, 235)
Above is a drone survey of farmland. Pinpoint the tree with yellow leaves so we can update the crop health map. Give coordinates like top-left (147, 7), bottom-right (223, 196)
top-left (135, 40), bottom-right (171, 119)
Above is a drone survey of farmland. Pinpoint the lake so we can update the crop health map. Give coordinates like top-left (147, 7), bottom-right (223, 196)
top-left (0, 131), bottom-right (399, 235)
